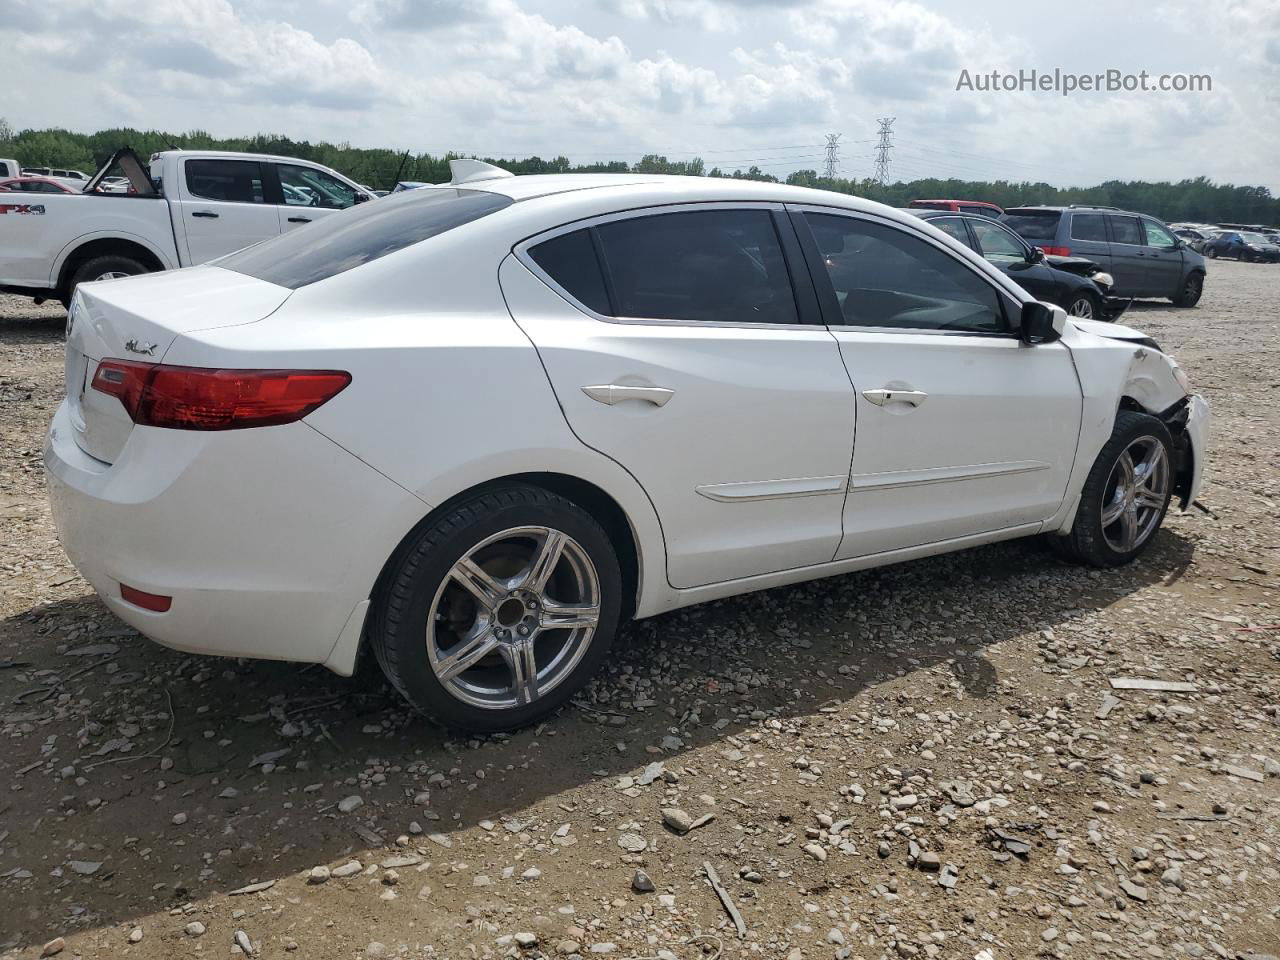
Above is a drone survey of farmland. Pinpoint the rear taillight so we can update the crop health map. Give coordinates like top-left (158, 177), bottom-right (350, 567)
top-left (91, 361), bottom-right (350, 430)
top-left (1040, 245), bottom-right (1072, 257)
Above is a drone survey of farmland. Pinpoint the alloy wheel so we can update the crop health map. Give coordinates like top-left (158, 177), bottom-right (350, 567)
top-left (425, 526), bottom-right (601, 711)
top-left (94, 271), bottom-right (133, 281)
top-left (1067, 297), bottom-right (1094, 319)
top-left (1100, 436), bottom-right (1170, 553)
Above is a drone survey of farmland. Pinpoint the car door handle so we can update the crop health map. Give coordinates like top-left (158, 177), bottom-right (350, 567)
top-left (862, 388), bottom-right (927, 407)
top-left (288, 216), bottom-right (311, 223)
top-left (581, 384), bottom-right (674, 407)
top-left (191, 210), bottom-right (218, 218)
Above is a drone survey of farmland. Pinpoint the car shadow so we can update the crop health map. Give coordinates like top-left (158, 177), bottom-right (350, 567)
top-left (0, 528), bottom-right (1195, 948)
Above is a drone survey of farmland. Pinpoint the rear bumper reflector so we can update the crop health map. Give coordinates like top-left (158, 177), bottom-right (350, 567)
top-left (120, 583), bottom-right (173, 612)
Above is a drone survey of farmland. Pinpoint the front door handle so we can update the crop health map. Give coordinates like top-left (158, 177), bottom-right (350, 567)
top-left (862, 388), bottom-right (927, 407)
top-left (191, 210), bottom-right (218, 219)
top-left (582, 384), bottom-right (674, 407)
top-left (288, 216), bottom-right (311, 223)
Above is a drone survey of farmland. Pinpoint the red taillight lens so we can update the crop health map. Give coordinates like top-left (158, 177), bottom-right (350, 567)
top-left (1040, 245), bottom-right (1072, 257)
top-left (91, 361), bottom-right (350, 430)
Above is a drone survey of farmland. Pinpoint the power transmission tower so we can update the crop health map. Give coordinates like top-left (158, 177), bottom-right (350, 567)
top-left (873, 117), bottom-right (896, 185)
top-left (822, 133), bottom-right (841, 179)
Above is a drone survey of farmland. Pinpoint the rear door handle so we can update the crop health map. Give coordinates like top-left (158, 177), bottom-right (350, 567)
top-left (582, 384), bottom-right (674, 407)
top-left (863, 388), bottom-right (927, 407)
top-left (191, 210), bottom-right (218, 219)
top-left (288, 216), bottom-right (311, 223)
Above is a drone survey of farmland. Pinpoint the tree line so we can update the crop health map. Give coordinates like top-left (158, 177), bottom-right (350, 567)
top-left (2, 120), bottom-right (1276, 226)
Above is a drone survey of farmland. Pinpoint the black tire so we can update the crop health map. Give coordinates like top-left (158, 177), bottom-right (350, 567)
top-left (1171, 271), bottom-right (1204, 307)
top-left (1204, 246), bottom-right (1217, 259)
top-left (1063, 290), bottom-right (1102, 321)
top-left (1048, 410), bottom-right (1174, 567)
top-left (368, 484), bottom-right (622, 733)
top-left (62, 254), bottom-right (148, 308)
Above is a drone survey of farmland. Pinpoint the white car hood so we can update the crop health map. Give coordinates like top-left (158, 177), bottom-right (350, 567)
top-left (1068, 317), bottom-right (1151, 343)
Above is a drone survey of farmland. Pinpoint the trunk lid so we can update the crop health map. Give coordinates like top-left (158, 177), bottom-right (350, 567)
top-left (65, 266), bottom-right (291, 464)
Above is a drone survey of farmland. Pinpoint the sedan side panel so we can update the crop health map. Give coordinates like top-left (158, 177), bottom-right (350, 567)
top-left (500, 254), bottom-right (857, 590)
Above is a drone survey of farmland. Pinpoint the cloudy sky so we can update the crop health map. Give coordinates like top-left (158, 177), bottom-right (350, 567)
top-left (5, 0), bottom-right (1278, 189)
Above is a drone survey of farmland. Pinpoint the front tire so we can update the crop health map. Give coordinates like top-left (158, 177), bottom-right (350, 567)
top-left (1049, 410), bottom-right (1174, 567)
top-left (1171, 271), bottom-right (1203, 307)
top-left (1064, 291), bottom-right (1101, 320)
top-left (1204, 246), bottom-right (1218, 259)
top-left (368, 485), bottom-right (622, 733)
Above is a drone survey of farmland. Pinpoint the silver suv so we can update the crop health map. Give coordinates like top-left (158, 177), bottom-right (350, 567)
top-left (1002, 205), bottom-right (1206, 307)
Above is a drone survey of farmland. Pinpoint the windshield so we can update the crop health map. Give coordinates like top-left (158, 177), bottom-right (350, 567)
top-left (218, 187), bottom-right (512, 289)
top-left (1240, 232), bottom-right (1269, 243)
top-left (1001, 211), bottom-right (1061, 243)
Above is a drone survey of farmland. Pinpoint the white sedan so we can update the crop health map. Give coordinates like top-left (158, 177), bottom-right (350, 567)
top-left (46, 160), bottom-right (1209, 732)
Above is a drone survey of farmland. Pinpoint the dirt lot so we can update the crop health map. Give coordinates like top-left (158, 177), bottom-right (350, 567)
top-left (1, 263), bottom-right (1278, 960)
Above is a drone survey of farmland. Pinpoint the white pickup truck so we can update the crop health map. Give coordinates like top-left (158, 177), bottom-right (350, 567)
top-left (0, 148), bottom-right (372, 306)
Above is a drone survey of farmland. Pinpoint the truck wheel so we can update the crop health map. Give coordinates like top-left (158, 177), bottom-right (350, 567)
top-left (1048, 410), bottom-right (1174, 567)
top-left (62, 255), bottom-right (148, 308)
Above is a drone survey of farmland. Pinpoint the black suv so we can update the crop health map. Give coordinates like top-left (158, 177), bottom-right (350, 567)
top-left (1001, 205), bottom-right (1206, 306)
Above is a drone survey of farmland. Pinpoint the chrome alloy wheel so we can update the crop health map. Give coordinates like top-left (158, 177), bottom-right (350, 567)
top-left (1100, 436), bottom-right (1170, 553)
top-left (426, 526), bottom-right (601, 710)
top-left (94, 271), bottom-right (132, 281)
top-left (1067, 296), bottom-right (1095, 318)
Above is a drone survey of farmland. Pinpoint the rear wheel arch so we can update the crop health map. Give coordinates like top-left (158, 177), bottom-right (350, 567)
top-left (57, 237), bottom-right (166, 303)
top-left (369, 473), bottom-right (643, 629)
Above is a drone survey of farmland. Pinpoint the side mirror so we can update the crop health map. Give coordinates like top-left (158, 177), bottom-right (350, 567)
top-left (354, 192), bottom-right (371, 204)
top-left (1029, 246), bottom-right (1046, 263)
top-left (1020, 301), bottom-right (1067, 344)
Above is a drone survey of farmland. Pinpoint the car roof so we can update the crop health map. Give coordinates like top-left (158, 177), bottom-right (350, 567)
top-left (464, 172), bottom-right (902, 216)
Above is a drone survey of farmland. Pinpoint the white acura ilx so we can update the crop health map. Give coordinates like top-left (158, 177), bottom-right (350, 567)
top-left (46, 160), bottom-right (1209, 731)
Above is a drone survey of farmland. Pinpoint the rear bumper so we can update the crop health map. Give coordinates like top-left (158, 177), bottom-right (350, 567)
top-left (45, 400), bottom-right (425, 671)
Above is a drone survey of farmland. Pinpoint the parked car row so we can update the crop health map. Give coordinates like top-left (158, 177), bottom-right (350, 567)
top-left (1170, 221), bottom-right (1280, 262)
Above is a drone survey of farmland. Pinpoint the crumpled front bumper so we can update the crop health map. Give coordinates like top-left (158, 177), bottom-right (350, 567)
top-left (1180, 393), bottom-right (1210, 508)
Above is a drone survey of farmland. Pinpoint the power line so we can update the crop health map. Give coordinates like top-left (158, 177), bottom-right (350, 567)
top-left (822, 133), bottom-right (841, 179)
top-left (873, 118), bottom-right (896, 186)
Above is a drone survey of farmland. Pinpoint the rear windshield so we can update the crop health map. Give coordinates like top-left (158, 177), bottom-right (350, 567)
top-left (1001, 211), bottom-right (1062, 244)
top-left (218, 187), bottom-right (513, 289)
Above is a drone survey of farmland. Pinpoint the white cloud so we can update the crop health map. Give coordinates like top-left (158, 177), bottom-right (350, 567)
top-left (0, 0), bottom-right (1274, 190)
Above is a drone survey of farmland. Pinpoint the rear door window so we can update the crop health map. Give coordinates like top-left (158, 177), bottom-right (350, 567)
top-left (1001, 211), bottom-right (1061, 244)
top-left (185, 159), bottom-right (266, 204)
top-left (218, 187), bottom-right (512, 288)
top-left (925, 216), bottom-right (972, 246)
top-left (591, 209), bottom-right (800, 325)
top-left (1070, 213), bottom-right (1109, 242)
top-left (1108, 215), bottom-right (1143, 245)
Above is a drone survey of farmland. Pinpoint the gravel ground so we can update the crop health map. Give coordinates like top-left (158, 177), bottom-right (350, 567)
top-left (1, 263), bottom-right (1278, 960)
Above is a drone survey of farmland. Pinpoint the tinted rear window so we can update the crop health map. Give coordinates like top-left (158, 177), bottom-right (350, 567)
top-left (529, 229), bottom-right (612, 315)
top-left (219, 188), bottom-right (513, 289)
top-left (1001, 211), bottom-right (1061, 243)
top-left (1070, 213), bottom-right (1109, 242)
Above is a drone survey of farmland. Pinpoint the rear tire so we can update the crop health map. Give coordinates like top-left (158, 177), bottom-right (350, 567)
top-left (1171, 271), bottom-right (1203, 307)
top-left (368, 485), bottom-right (622, 733)
top-left (62, 254), bottom-right (148, 308)
top-left (1049, 410), bottom-right (1174, 567)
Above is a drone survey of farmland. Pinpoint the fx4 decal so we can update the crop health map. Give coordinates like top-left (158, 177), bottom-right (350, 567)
top-left (0, 203), bottom-right (46, 215)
